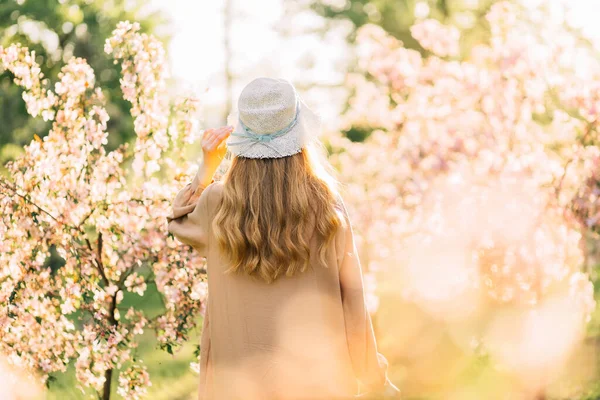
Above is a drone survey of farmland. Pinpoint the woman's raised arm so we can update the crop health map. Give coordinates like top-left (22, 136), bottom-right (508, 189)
top-left (167, 126), bottom-right (232, 254)
top-left (167, 172), bottom-right (213, 255)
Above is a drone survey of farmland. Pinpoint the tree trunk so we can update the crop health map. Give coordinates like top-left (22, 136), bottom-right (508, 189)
top-left (101, 286), bottom-right (118, 400)
top-left (102, 368), bottom-right (113, 400)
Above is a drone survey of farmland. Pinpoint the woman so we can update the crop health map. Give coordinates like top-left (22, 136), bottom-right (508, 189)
top-left (167, 78), bottom-right (400, 400)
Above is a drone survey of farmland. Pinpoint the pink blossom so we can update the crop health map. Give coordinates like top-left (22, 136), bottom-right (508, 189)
top-left (411, 19), bottom-right (461, 57)
top-left (0, 21), bottom-right (206, 397)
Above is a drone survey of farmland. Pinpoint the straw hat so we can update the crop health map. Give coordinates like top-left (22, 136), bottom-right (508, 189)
top-left (226, 77), bottom-right (321, 159)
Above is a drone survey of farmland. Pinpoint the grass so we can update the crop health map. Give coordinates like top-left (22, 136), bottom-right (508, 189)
top-left (47, 283), bottom-right (202, 400)
top-left (46, 328), bottom-right (201, 400)
top-left (45, 272), bottom-right (600, 399)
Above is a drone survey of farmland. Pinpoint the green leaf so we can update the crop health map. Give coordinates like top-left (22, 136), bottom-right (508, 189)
top-left (45, 375), bottom-right (57, 389)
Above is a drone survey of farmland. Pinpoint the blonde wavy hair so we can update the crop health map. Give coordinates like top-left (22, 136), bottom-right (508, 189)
top-left (212, 142), bottom-right (345, 283)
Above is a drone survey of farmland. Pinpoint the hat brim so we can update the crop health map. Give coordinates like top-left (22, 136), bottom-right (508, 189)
top-left (225, 98), bottom-right (321, 159)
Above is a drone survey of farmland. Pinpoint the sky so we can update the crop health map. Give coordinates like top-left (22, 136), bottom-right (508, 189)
top-left (147, 0), bottom-right (351, 128)
top-left (147, 0), bottom-right (600, 128)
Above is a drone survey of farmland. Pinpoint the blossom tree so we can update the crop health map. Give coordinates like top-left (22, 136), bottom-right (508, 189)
top-left (327, 1), bottom-right (599, 397)
top-left (0, 22), bottom-right (207, 399)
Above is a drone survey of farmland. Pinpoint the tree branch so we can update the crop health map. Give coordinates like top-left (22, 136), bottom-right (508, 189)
top-left (555, 119), bottom-right (598, 198)
top-left (0, 177), bottom-right (64, 226)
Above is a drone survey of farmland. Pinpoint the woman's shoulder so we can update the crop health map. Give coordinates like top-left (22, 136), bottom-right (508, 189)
top-left (199, 180), bottom-right (225, 213)
top-left (329, 192), bottom-right (351, 253)
top-left (206, 180), bottom-right (225, 195)
top-left (332, 192), bottom-right (349, 222)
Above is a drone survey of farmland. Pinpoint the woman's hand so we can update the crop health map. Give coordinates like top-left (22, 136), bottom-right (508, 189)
top-left (202, 126), bottom-right (233, 170)
top-left (356, 379), bottom-right (401, 399)
top-left (197, 125), bottom-right (233, 187)
top-left (382, 379), bottom-right (401, 398)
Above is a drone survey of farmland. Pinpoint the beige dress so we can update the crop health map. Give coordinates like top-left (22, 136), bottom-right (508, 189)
top-left (167, 172), bottom-right (389, 400)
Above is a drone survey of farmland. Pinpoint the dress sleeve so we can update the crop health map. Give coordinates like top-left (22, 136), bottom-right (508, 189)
top-left (337, 198), bottom-right (389, 393)
top-left (166, 173), bottom-right (214, 256)
top-left (198, 298), bottom-right (212, 400)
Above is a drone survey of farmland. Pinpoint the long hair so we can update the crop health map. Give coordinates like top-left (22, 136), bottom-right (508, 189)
top-left (212, 141), bottom-right (345, 283)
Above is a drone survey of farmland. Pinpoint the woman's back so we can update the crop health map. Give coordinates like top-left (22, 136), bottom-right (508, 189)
top-left (166, 77), bottom-right (393, 400)
top-left (200, 181), bottom-right (359, 399)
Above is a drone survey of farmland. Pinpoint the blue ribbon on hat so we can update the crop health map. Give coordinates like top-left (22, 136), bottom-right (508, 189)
top-left (228, 98), bottom-right (300, 157)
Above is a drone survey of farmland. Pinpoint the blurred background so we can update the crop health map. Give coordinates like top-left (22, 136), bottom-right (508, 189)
top-left (3, 0), bottom-right (600, 399)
